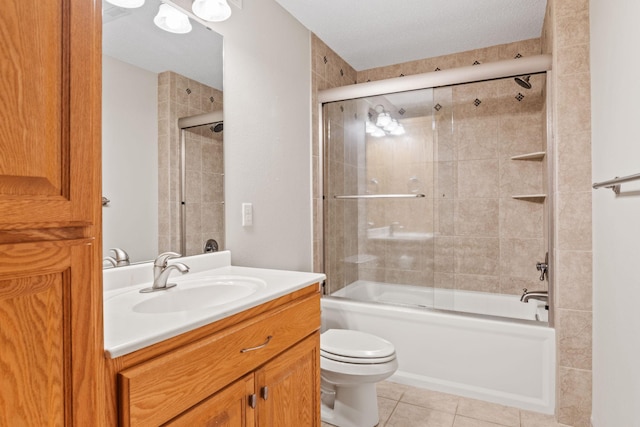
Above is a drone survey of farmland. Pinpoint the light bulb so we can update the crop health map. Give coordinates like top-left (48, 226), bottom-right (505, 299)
top-left (154, 3), bottom-right (192, 34)
top-left (371, 128), bottom-right (385, 138)
top-left (192, 0), bottom-right (232, 22)
top-left (376, 112), bottom-right (391, 127)
top-left (390, 124), bottom-right (405, 136)
top-left (106, 0), bottom-right (145, 8)
top-left (384, 119), bottom-right (399, 132)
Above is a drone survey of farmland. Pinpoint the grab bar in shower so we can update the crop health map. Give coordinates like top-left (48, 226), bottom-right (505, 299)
top-left (334, 193), bottom-right (426, 199)
top-left (592, 172), bottom-right (640, 194)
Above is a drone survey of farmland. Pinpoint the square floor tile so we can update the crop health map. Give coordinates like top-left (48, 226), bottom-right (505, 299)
top-left (400, 387), bottom-right (460, 414)
top-left (453, 415), bottom-right (509, 427)
top-left (520, 410), bottom-right (565, 427)
top-left (456, 397), bottom-right (520, 427)
top-left (377, 381), bottom-right (411, 400)
top-left (385, 402), bottom-right (455, 427)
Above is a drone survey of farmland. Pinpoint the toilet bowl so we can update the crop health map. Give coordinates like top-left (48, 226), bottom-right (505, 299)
top-left (320, 329), bottom-right (398, 427)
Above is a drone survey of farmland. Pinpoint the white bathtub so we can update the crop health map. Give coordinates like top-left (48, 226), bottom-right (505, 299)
top-left (332, 280), bottom-right (549, 321)
top-left (322, 281), bottom-right (555, 414)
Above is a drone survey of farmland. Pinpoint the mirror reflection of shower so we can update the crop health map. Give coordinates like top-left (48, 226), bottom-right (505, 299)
top-left (178, 110), bottom-right (225, 257)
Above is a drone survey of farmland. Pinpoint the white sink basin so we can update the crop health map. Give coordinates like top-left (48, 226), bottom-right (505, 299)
top-left (132, 276), bottom-right (267, 314)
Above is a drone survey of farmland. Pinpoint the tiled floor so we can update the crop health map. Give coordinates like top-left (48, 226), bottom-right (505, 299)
top-left (321, 381), bottom-right (571, 427)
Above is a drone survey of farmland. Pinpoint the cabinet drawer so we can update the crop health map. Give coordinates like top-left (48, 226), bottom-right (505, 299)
top-left (119, 293), bottom-right (320, 427)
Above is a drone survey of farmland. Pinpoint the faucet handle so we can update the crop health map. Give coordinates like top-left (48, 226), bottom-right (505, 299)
top-left (154, 251), bottom-right (181, 267)
top-left (109, 248), bottom-right (129, 261)
top-left (109, 248), bottom-right (130, 266)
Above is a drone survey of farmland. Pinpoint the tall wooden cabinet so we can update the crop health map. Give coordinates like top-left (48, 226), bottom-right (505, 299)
top-left (0, 0), bottom-right (103, 425)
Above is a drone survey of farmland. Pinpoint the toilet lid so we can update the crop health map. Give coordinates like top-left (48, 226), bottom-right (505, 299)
top-left (321, 329), bottom-right (395, 359)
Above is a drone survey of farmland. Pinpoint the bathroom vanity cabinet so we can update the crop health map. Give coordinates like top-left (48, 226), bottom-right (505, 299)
top-left (105, 284), bottom-right (321, 426)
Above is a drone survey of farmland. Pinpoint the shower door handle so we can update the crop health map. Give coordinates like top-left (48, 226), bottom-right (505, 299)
top-left (334, 193), bottom-right (426, 199)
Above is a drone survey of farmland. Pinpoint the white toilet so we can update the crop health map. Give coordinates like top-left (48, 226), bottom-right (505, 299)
top-left (320, 329), bottom-right (398, 427)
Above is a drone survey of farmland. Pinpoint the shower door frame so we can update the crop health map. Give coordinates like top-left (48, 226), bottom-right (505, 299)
top-left (319, 55), bottom-right (556, 326)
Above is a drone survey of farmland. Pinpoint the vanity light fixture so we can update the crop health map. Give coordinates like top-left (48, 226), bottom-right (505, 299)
top-left (154, 3), bottom-right (193, 34)
top-left (106, 0), bottom-right (145, 8)
top-left (368, 104), bottom-right (404, 137)
top-left (192, 0), bottom-right (232, 22)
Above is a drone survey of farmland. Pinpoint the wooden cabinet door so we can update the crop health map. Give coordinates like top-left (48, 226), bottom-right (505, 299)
top-left (0, 0), bottom-right (103, 425)
top-left (256, 333), bottom-right (320, 427)
top-left (0, 239), bottom-right (102, 425)
top-left (164, 375), bottom-right (256, 427)
top-left (0, 0), bottom-right (100, 227)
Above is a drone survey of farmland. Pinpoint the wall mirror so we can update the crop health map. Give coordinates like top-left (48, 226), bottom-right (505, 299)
top-left (102, 0), bottom-right (225, 266)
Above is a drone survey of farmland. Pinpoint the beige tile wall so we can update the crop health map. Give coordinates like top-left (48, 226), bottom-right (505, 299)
top-left (441, 75), bottom-right (546, 295)
top-left (157, 71), bottom-right (224, 256)
top-left (543, 0), bottom-right (593, 425)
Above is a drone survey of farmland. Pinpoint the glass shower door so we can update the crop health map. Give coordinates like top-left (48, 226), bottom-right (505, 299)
top-left (323, 89), bottom-right (437, 308)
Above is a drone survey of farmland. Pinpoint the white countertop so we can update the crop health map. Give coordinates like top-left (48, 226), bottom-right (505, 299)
top-left (103, 251), bottom-right (325, 358)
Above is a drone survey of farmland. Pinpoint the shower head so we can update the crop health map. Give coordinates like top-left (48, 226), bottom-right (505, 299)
top-left (514, 75), bottom-right (532, 90)
top-left (210, 121), bottom-right (223, 133)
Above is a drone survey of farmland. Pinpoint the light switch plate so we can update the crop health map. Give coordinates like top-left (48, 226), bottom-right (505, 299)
top-left (242, 203), bottom-right (252, 227)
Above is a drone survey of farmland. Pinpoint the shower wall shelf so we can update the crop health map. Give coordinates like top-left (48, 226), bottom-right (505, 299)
top-left (510, 151), bottom-right (546, 161)
top-left (512, 194), bottom-right (546, 202)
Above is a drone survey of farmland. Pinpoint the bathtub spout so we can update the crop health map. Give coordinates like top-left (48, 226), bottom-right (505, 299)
top-left (520, 288), bottom-right (548, 303)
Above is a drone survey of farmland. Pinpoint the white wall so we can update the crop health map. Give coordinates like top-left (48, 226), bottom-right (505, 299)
top-left (590, 1), bottom-right (640, 425)
top-left (205, 0), bottom-right (313, 270)
top-left (102, 56), bottom-right (159, 263)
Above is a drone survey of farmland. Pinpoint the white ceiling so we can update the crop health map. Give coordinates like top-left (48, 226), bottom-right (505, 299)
top-left (102, 0), bottom-right (547, 90)
top-left (273, 0), bottom-right (548, 71)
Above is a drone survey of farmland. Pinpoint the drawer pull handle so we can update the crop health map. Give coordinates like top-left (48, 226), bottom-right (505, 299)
top-left (240, 335), bottom-right (273, 353)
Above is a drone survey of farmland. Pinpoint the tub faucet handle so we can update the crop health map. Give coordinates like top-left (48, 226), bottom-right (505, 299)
top-left (536, 261), bottom-right (548, 281)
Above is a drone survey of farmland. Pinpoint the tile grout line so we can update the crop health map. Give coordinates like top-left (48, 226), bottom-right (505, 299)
top-left (382, 390), bottom-right (405, 427)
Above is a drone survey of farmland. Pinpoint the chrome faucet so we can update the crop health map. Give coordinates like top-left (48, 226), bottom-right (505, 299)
top-left (520, 288), bottom-right (548, 303)
top-left (140, 252), bottom-right (190, 293)
top-left (109, 248), bottom-right (130, 267)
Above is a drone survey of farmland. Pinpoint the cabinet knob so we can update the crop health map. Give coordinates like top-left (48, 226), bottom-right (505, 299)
top-left (248, 393), bottom-right (257, 409)
top-left (261, 386), bottom-right (269, 401)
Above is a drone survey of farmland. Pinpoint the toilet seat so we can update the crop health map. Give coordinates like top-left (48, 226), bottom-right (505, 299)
top-left (321, 329), bottom-right (396, 364)
top-left (321, 349), bottom-right (397, 364)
